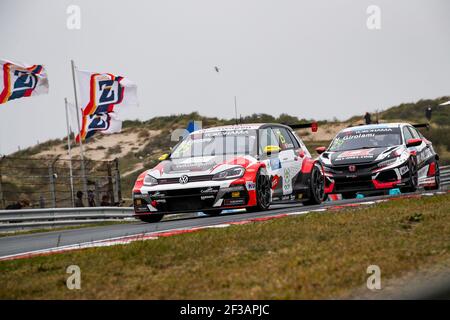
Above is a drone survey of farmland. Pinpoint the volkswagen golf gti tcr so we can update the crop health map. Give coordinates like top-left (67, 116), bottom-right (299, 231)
top-left (132, 123), bottom-right (325, 222)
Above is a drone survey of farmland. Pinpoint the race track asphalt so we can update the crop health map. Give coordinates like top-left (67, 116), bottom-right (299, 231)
top-left (0, 191), bottom-right (446, 259)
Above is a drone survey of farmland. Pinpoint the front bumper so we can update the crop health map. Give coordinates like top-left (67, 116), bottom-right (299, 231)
top-left (324, 162), bottom-right (410, 194)
top-left (133, 181), bottom-right (251, 215)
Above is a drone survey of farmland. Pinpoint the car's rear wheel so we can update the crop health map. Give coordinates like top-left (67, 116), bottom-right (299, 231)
top-left (400, 157), bottom-right (418, 193)
top-left (138, 214), bottom-right (164, 223)
top-left (424, 161), bottom-right (440, 190)
top-left (304, 164), bottom-right (325, 205)
top-left (247, 168), bottom-right (271, 212)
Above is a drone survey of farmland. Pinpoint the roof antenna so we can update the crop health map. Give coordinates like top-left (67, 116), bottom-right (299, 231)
top-left (234, 96), bottom-right (238, 125)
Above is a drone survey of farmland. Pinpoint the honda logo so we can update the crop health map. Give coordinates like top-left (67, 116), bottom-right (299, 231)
top-left (348, 165), bottom-right (356, 172)
top-left (179, 175), bottom-right (189, 184)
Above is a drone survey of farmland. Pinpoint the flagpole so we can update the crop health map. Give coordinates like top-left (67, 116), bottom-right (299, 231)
top-left (70, 60), bottom-right (88, 203)
top-left (234, 96), bottom-right (238, 125)
top-left (64, 98), bottom-right (75, 207)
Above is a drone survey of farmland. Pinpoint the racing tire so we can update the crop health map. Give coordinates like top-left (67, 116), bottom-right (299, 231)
top-left (400, 157), bottom-right (418, 193)
top-left (424, 161), bottom-right (440, 191)
top-left (206, 209), bottom-right (222, 216)
top-left (304, 164), bottom-right (325, 206)
top-left (246, 168), bottom-right (271, 212)
top-left (138, 214), bottom-right (164, 223)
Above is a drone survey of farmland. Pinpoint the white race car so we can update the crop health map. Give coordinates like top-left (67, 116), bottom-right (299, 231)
top-left (132, 123), bottom-right (325, 222)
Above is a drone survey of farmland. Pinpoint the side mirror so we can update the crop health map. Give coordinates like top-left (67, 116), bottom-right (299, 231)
top-left (158, 153), bottom-right (169, 161)
top-left (315, 146), bottom-right (326, 155)
top-left (406, 138), bottom-right (422, 148)
top-left (263, 145), bottom-right (281, 155)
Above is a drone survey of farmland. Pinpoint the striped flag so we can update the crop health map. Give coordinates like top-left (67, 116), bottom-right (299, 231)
top-left (78, 112), bottom-right (123, 142)
top-left (74, 69), bottom-right (137, 142)
top-left (0, 59), bottom-right (49, 105)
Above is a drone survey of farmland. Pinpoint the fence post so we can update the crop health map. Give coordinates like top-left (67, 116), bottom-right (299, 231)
top-left (94, 180), bottom-right (100, 206)
top-left (107, 161), bottom-right (115, 205)
top-left (114, 158), bottom-right (122, 205)
top-left (48, 165), bottom-right (56, 208)
top-left (0, 158), bottom-right (4, 209)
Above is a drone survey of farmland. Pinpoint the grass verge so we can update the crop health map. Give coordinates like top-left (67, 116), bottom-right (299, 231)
top-left (1, 193), bottom-right (449, 299)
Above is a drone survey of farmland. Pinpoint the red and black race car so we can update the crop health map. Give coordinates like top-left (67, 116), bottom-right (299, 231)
top-left (132, 123), bottom-right (325, 222)
top-left (316, 123), bottom-right (440, 198)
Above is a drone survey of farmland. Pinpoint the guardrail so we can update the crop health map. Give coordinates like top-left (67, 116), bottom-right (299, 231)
top-left (440, 165), bottom-right (450, 186)
top-left (0, 207), bottom-right (136, 231)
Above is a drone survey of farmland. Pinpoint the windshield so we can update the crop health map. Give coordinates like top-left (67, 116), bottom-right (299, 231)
top-left (329, 127), bottom-right (401, 152)
top-left (170, 129), bottom-right (258, 159)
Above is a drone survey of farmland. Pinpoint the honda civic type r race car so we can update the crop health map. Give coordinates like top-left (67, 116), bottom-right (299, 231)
top-left (316, 123), bottom-right (440, 198)
top-left (132, 123), bottom-right (325, 222)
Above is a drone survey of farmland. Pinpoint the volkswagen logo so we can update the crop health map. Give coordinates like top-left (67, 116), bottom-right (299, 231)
top-left (179, 175), bottom-right (189, 184)
top-left (348, 165), bottom-right (356, 172)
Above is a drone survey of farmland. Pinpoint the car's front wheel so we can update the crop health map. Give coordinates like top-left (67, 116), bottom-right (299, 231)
top-left (400, 157), bottom-right (418, 193)
top-left (304, 164), bottom-right (325, 205)
top-left (247, 168), bottom-right (271, 212)
top-left (138, 214), bottom-right (164, 223)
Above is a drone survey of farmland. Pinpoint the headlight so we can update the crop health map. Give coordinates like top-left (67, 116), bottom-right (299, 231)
top-left (377, 158), bottom-right (399, 168)
top-left (143, 175), bottom-right (158, 186)
top-left (212, 167), bottom-right (245, 180)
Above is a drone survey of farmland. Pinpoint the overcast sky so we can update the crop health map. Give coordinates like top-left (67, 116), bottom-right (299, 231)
top-left (0, 0), bottom-right (449, 155)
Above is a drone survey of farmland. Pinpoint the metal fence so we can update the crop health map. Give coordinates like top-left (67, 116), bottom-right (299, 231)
top-left (0, 156), bottom-right (122, 209)
top-left (0, 207), bottom-right (135, 231)
top-left (440, 165), bottom-right (450, 186)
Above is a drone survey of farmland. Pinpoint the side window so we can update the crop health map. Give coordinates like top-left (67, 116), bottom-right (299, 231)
top-left (287, 130), bottom-right (301, 149)
top-left (403, 127), bottom-right (413, 142)
top-left (259, 128), bottom-right (280, 153)
top-left (272, 127), bottom-right (295, 150)
top-left (409, 127), bottom-right (421, 139)
top-left (289, 130), bottom-right (312, 157)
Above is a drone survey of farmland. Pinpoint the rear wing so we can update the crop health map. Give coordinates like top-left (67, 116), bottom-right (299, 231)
top-left (284, 122), bottom-right (318, 132)
top-left (413, 123), bottom-right (430, 130)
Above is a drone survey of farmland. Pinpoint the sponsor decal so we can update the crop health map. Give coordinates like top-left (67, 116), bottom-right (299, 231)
top-left (269, 158), bottom-right (282, 170)
top-left (416, 148), bottom-right (433, 164)
top-left (271, 175), bottom-right (280, 189)
top-left (399, 165), bottom-right (409, 175)
top-left (336, 148), bottom-right (374, 161)
top-left (283, 168), bottom-right (291, 190)
top-left (204, 129), bottom-right (250, 136)
top-left (245, 181), bottom-right (256, 191)
top-left (201, 195), bottom-right (215, 200)
top-left (201, 187), bottom-right (216, 193)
